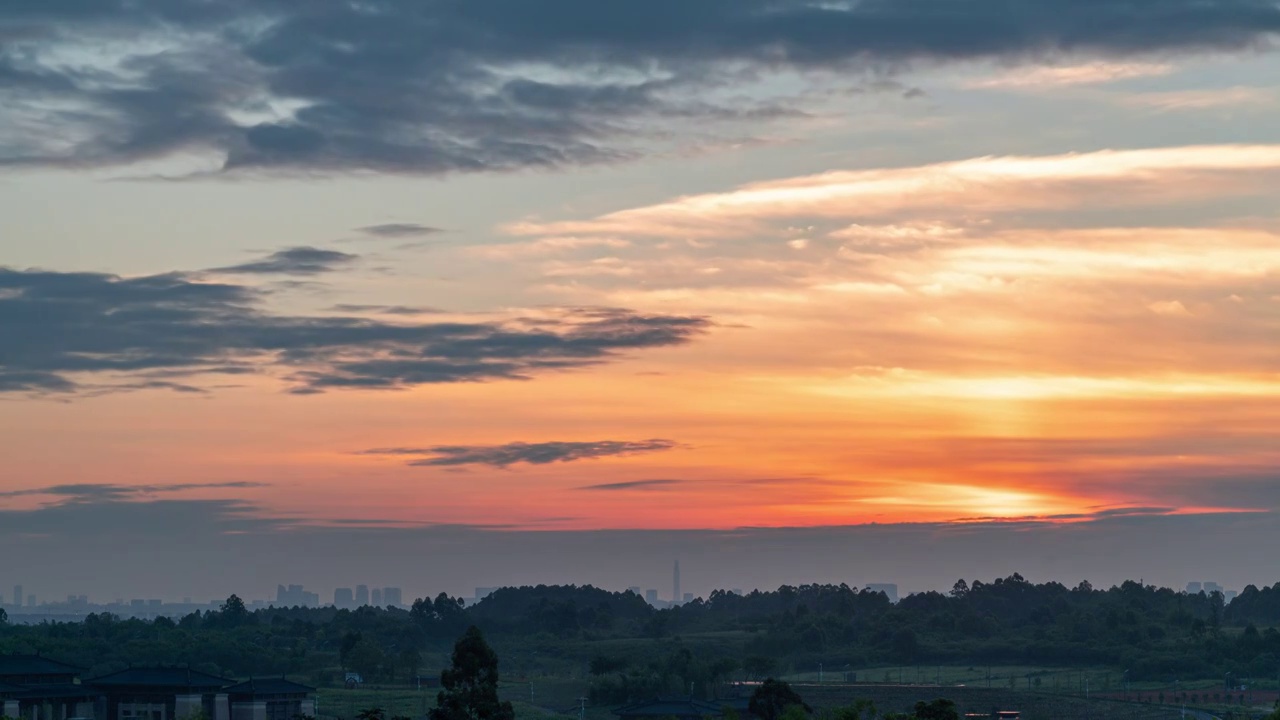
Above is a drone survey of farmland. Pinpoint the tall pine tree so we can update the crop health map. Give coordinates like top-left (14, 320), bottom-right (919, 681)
top-left (430, 626), bottom-right (515, 720)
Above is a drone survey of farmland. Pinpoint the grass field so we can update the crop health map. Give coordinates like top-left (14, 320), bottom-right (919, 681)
top-left (317, 682), bottom-right (589, 720)
top-left (316, 665), bottom-right (1279, 720)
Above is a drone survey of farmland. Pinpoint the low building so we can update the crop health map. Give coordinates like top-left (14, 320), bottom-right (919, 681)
top-left (0, 655), bottom-right (83, 686)
top-left (87, 667), bottom-right (232, 720)
top-left (0, 654), bottom-right (97, 720)
top-left (223, 678), bottom-right (315, 720)
top-left (2, 680), bottom-right (25, 719)
top-left (0, 659), bottom-right (316, 720)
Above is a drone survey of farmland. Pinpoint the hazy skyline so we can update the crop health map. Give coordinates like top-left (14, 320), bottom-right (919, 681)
top-left (3, 1), bottom-right (1280, 598)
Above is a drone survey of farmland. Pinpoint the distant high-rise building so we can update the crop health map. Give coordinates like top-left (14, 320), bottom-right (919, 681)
top-left (1186, 582), bottom-right (1203, 594)
top-left (13, 585), bottom-right (22, 608)
top-left (372, 588), bottom-right (383, 606)
top-left (731, 589), bottom-right (744, 596)
top-left (1204, 581), bottom-right (1224, 595)
top-left (276, 584), bottom-right (318, 607)
top-left (26, 594), bottom-right (34, 607)
top-left (335, 588), bottom-right (355, 608)
top-left (673, 560), bottom-right (681, 604)
top-left (1225, 590), bottom-right (1239, 604)
top-left (356, 585), bottom-right (369, 606)
top-left (475, 587), bottom-right (498, 602)
top-left (383, 587), bottom-right (402, 606)
top-left (683, 593), bottom-right (694, 603)
top-left (627, 586), bottom-right (642, 596)
top-left (865, 583), bottom-right (900, 603)
top-left (645, 589), bottom-right (658, 605)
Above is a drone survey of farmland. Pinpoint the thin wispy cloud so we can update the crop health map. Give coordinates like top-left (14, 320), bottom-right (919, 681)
top-left (0, 482), bottom-right (266, 505)
top-left (357, 224), bottom-right (444, 238)
top-left (211, 247), bottom-right (359, 276)
top-left (506, 145), bottom-right (1280, 239)
top-left (577, 479), bottom-right (684, 491)
top-left (964, 61), bottom-right (1175, 89)
top-left (361, 440), bottom-right (680, 468)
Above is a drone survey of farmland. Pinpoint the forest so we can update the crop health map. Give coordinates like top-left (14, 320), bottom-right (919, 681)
top-left (4, 574), bottom-right (1280, 701)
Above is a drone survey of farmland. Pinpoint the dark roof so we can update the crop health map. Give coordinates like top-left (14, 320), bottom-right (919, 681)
top-left (223, 678), bottom-right (316, 695)
top-left (88, 668), bottom-right (230, 689)
top-left (616, 698), bottom-right (727, 717)
top-left (0, 655), bottom-right (84, 677)
top-left (11, 683), bottom-right (100, 700)
top-left (0, 680), bottom-right (28, 695)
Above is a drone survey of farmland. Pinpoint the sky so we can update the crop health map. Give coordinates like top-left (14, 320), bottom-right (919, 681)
top-left (2, 0), bottom-right (1280, 603)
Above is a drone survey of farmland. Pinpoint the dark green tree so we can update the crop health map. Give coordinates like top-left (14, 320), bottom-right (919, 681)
top-left (430, 626), bottom-right (515, 720)
top-left (220, 594), bottom-right (252, 626)
top-left (590, 655), bottom-right (628, 676)
top-left (749, 679), bottom-right (811, 720)
top-left (346, 640), bottom-right (386, 680)
top-left (912, 699), bottom-right (957, 720)
top-left (400, 646), bottom-right (423, 683)
top-left (743, 656), bottom-right (777, 680)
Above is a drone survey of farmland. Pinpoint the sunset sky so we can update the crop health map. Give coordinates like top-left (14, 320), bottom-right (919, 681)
top-left (3, 1), bottom-right (1280, 600)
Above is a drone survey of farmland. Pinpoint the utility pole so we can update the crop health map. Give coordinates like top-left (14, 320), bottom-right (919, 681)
top-left (578, 696), bottom-right (588, 720)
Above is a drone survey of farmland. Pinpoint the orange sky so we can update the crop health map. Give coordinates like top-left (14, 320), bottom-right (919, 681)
top-left (3, 55), bottom-right (1280, 539)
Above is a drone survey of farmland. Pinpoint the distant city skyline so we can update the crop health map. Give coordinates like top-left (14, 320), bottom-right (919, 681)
top-left (0, 571), bottom-right (1249, 616)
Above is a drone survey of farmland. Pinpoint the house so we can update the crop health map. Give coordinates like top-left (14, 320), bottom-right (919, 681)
top-left (2, 680), bottom-right (26, 719)
top-left (0, 654), bottom-right (97, 720)
top-left (0, 658), bottom-right (317, 720)
top-left (222, 678), bottom-right (315, 720)
top-left (87, 668), bottom-right (232, 720)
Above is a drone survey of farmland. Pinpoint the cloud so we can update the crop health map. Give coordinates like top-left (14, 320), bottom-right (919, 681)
top-left (211, 246), bottom-right (359, 275)
top-left (357, 224), bottom-right (444, 238)
top-left (361, 439), bottom-right (679, 467)
top-left (964, 61), bottom-right (1175, 89)
top-left (506, 145), bottom-right (1280, 239)
top-left (329, 304), bottom-right (440, 316)
top-left (0, 267), bottom-right (710, 396)
top-left (0, 482), bottom-right (266, 504)
top-left (1121, 86), bottom-right (1278, 111)
top-left (577, 479), bottom-right (683, 491)
top-left (1, 1), bottom-right (1277, 174)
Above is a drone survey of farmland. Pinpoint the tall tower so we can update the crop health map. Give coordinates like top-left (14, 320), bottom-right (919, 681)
top-left (673, 561), bottom-right (681, 605)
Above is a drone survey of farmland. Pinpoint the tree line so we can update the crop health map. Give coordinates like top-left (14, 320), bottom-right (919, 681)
top-left (2, 575), bottom-right (1278, 688)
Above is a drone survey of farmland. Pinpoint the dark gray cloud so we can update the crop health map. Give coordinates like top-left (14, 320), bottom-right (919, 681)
top-left (329, 304), bottom-right (439, 316)
top-left (0, 482), bottom-right (266, 504)
top-left (361, 439), bottom-right (679, 467)
top-left (357, 224), bottom-right (443, 238)
top-left (0, 267), bottom-right (709, 396)
top-left (578, 478), bottom-right (683, 491)
top-left (1, 0), bottom-right (1277, 174)
top-left (212, 247), bottom-right (358, 276)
